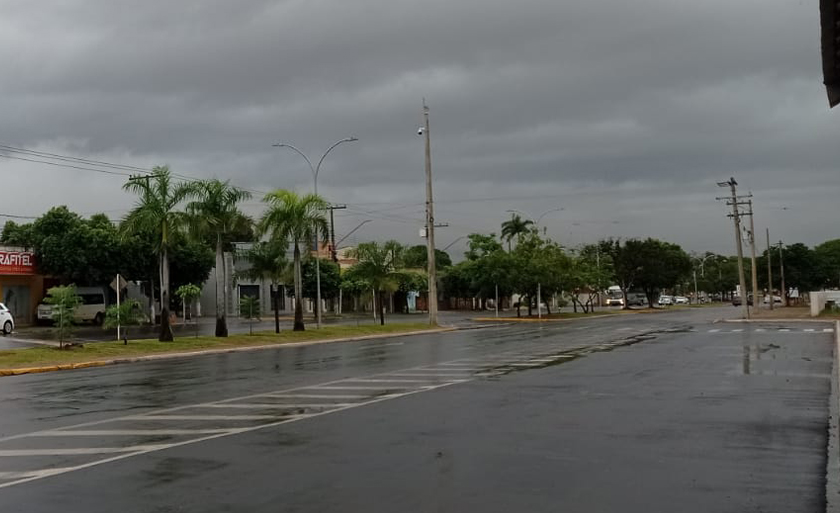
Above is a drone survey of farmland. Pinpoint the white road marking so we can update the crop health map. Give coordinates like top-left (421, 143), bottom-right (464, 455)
top-left (617, 327), bottom-right (633, 331)
top-left (825, 328), bottom-right (835, 333)
top-left (708, 329), bottom-right (720, 333)
top-left (344, 378), bottom-right (441, 383)
top-left (778, 329), bottom-right (791, 332)
top-left (313, 385), bottom-right (432, 390)
top-left (260, 393), bottom-right (368, 399)
top-left (731, 329), bottom-right (744, 333)
top-left (755, 328), bottom-right (766, 332)
top-left (388, 372), bottom-right (471, 377)
top-left (0, 381), bottom-right (463, 490)
top-left (197, 403), bottom-right (353, 409)
top-left (124, 414), bottom-right (282, 421)
top-left (0, 446), bottom-right (169, 457)
top-left (804, 329), bottom-right (815, 332)
top-left (31, 429), bottom-right (230, 437)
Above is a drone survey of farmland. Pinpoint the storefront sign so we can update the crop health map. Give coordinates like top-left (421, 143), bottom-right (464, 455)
top-left (0, 250), bottom-right (35, 275)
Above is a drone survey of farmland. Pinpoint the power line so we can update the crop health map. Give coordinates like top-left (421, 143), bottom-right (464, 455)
top-left (0, 143), bottom-right (151, 172)
top-left (0, 154), bottom-right (134, 177)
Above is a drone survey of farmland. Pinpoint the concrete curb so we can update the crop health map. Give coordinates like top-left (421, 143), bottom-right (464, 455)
top-left (827, 320), bottom-right (840, 512)
top-left (0, 327), bottom-right (458, 378)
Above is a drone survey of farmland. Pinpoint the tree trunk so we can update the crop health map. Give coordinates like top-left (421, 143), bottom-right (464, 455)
top-left (545, 301), bottom-right (552, 316)
top-left (215, 234), bottom-right (228, 337)
top-left (379, 290), bottom-right (386, 325)
top-left (621, 288), bottom-right (630, 310)
top-left (272, 283), bottom-right (280, 334)
top-left (293, 242), bottom-right (305, 331)
top-left (159, 249), bottom-right (174, 342)
top-left (572, 296), bottom-right (578, 313)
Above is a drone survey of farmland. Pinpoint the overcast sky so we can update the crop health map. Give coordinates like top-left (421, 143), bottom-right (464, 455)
top-left (1, 0), bottom-right (837, 258)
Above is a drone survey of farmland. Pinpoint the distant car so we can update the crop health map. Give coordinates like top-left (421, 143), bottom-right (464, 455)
top-left (606, 297), bottom-right (624, 307)
top-left (732, 295), bottom-right (754, 306)
top-left (763, 295), bottom-right (782, 304)
top-left (0, 303), bottom-right (14, 335)
top-left (626, 295), bottom-right (647, 307)
top-left (658, 295), bottom-right (673, 306)
top-left (674, 296), bottom-right (689, 305)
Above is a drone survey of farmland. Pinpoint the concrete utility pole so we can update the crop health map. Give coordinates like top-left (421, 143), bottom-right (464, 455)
top-left (779, 241), bottom-right (787, 307)
top-left (765, 228), bottom-right (774, 310)
top-left (746, 199), bottom-right (759, 310)
top-left (326, 204), bottom-right (346, 262)
top-left (717, 178), bottom-right (750, 319)
top-left (422, 100), bottom-right (438, 326)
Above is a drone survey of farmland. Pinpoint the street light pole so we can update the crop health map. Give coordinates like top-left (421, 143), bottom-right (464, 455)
top-left (766, 228), bottom-right (773, 311)
top-left (273, 137), bottom-right (358, 328)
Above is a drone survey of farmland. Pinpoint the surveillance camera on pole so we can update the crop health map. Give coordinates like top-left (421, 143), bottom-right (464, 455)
top-left (417, 127), bottom-right (425, 136)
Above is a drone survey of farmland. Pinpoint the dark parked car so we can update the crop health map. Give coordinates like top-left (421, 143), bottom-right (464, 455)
top-left (732, 295), bottom-right (753, 306)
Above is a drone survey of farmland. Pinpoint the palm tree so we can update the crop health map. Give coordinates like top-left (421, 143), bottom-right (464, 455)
top-left (185, 179), bottom-right (252, 337)
top-left (347, 240), bottom-right (409, 325)
top-left (239, 240), bottom-right (288, 334)
top-left (258, 190), bottom-right (328, 331)
top-left (501, 214), bottom-right (533, 251)
top-left (122, 166), bottom-right (193, 342)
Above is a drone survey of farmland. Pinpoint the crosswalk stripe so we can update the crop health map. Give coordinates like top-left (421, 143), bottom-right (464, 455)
top-left (708, 329), bottom-right (721, 333)
top-left (778, 329), bottom-right (790, 332)
top-left (260, 394), bottom-right (367, 399)
top-left (804, 329), bottom-right (815, 332)
top-left (755, 328), bottom-right (766, 332)
top-left (0, 446), bottom-right (169, 456)
top-left (31, 429), bottom-right (229, 436)
top-left (825, 328), bottom-right (835, 333)
top-left (124, 415), bottom-right (281, 421)
top-left (732, 329), bottom-right (744, 333)
top-left (197, 403), bottom-right (353, 409)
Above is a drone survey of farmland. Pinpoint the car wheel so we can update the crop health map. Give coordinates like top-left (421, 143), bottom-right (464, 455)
top-left (94, 313), bottom-right (104, 326)
top-left (3, 320), bottom-right (12, 335)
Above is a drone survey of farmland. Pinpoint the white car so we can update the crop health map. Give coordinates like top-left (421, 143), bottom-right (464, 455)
top-left (658, 295), bottom-right (673, 306)
top-left (674, 296), bottom-right (690, 305)
top-left (0, 303), bottom-right (15, 335)
top-left (605, 297), bottom-right (624, 307)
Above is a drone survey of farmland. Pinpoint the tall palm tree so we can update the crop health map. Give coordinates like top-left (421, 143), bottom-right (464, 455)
top-left (239, 239), bottom-right (288, 334)
top-left (347, 240), bottom-right (409, 325)
top-left (258, 190), bottom-right (328, 331)
top-left (501, 214), bottom-right (533, 251)
top-left (185, 179), bottom-right (252, 337)
top-left (122, 166), bottom-right (192, 342)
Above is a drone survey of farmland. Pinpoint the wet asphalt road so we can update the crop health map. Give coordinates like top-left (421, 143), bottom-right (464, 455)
top-left (0, 307), bottom-right (834, 512)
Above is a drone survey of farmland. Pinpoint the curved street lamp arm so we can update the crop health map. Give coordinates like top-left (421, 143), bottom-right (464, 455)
top-left (273, 143), bottom-right (316, 177)
top-left (314, 137), bottom-right (359, 180)
top-left (336, 219), bottom-right (371, 247)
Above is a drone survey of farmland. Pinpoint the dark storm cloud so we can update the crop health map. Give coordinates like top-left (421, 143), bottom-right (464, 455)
top-left (1, 0), bottom-right (837, 256)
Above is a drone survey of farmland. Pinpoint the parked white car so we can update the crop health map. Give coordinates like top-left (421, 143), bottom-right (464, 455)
top-left (658, 295), bottom-right (673, 306)
top-left (674, 296), bottom-right (690, 305)
top-left (0, 303), bottom-right (15, 335)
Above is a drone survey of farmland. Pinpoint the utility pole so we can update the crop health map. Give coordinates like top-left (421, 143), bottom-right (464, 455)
top-left (422, 99), bottom-right (438, 326)
top-left (717, 178), bottom-right (750, 319)
top-left (746, 199), bottom-right (759, 310)
top-left (766, 228), bottom-right (773, 311)
top-left (326, 204), bottom-right (346, 262)
top-left (778, 241), bottom-right (786, 307)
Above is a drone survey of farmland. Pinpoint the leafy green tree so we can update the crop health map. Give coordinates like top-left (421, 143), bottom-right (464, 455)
top-left (301, 258), bottom-right (342, 317)
top-left (185, 179), bottom-right (252, 337)
top-left (500, 214), bottom-right (533, 251)
top-left (346, 240), bottom-right (410, 325)
top-left (633, 238), bottom-right (692, 307)
top-left (239, 240), bottom-right (289, 333)
top-left (122, 166), bottom-right (194, 342)
top-left (509, 232), bottom-right (569, 315)
top-left (45, 285), bottom-right (81, 348)
top-left (258, 190), bottom-right (329, 331)
top-left (464, 233), bottom-right (504, 261)
top-left (104, 299), bottom-right (145, 343)
top-left (239, 295), bottom-right (261, 335)
top-left (0, 220), bottom-right (34, 247)
top-left (403, 245), bottom-right (452, 269)
top-left (816, 239), bottom-right (840, 289)
top-left (175, 284), bottom-right (202, 322)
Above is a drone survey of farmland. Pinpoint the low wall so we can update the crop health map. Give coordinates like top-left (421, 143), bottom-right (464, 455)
top-left (810, 291), bottom-right (840, 317)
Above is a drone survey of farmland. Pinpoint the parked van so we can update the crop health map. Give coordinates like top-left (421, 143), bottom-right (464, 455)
top-left (37, 287), bottom-right (108, 325)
